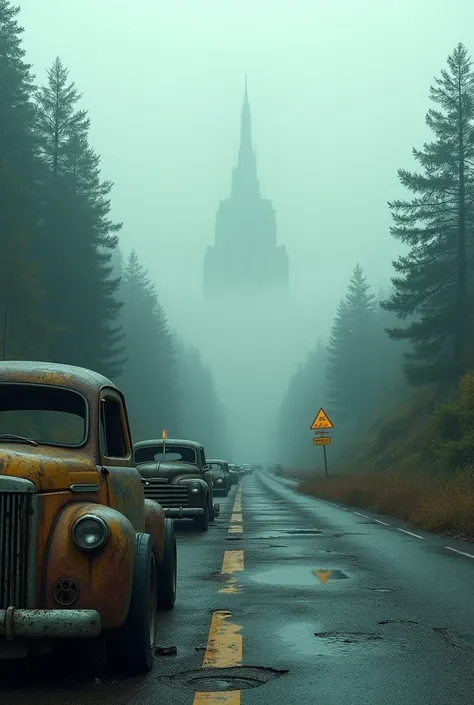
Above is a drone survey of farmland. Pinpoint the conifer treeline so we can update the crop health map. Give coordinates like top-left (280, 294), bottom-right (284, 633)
top-left (0, 1), bottom-right (227, 452)
top-left (278, 43), bottom-right (474, 467)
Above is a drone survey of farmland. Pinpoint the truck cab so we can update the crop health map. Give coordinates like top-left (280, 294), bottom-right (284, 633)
top-left (0, 361), bottom-right (177, 673)
top-left (134, 438), bottom-right (220, 531)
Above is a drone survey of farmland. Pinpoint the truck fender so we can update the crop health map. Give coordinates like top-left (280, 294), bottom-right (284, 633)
top-left (44, 502), bottom-right (136, 630)
top-left (144, 498), bottom-right (166, 564)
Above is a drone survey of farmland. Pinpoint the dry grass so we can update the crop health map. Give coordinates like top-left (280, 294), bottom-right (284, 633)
top-left (297, 472), bottom-right (474, 540)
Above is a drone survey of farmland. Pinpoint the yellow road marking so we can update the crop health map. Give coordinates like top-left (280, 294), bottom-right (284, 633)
top-left (221, 550), bottom-right (244, 574)
top-left (193, 611), bottom-right (242, 704)
top-left (202, 611), bottom-right (243, 667)
top-left (228, 525), bottom-right (243, 533)
top-left (193, 693), bottom-right (240, 704)
top-left (218, 577), bottom-right (243, 594)
top-left (230, 513), bottom-right (242, 523)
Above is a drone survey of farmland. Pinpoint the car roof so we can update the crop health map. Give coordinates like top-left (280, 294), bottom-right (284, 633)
top-left (134, 438), bottom-right (204, 451)
top-left (0, 360), bottom-right (117, 396)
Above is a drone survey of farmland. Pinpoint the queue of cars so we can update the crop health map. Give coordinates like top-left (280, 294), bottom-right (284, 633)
top-left (0, 361), bottom-right (256, 674)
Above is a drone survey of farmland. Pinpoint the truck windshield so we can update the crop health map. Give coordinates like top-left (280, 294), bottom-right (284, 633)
top-left (0, 383), bottom-right (87, 447)
top-left (135, 444), bottom-right (197, 465)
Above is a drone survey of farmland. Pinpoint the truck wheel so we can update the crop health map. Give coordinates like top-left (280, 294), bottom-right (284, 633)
top-left (157, 519), bottom-right (177, 610)
top-left (106, 533), bottom-right (157, 674)
top-left (193, 504), bottom-right (209, 532)
top-left (209, 498), bottom-right (215, 522)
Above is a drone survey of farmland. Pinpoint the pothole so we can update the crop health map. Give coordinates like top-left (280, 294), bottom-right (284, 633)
top-left (161, 666), bottom-right (288, 691)
top-left (226, 537), bottom-right (243, 541)
top-left (202, 571), bottom-right (228, 582)
top-left (369, 588), bottom-right (394, 593)
top-left (314, 631), bottom-right (383, 644)
top-left (433, 627), bottom-right (474, 650)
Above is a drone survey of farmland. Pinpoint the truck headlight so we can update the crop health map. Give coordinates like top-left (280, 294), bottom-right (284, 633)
top-left (188, 481), bottom-right (202, 494)
top-left (72, 514), bottom-right (109, 551)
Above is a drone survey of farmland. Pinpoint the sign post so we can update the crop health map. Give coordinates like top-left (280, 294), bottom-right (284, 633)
top-left (310, 408), bottom-right (334, 479)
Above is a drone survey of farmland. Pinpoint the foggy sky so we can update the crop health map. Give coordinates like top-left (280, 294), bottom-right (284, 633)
top-left (16, 1), bottom-right (469, 458)
top-left (18, 1), bottom-right (469, 333)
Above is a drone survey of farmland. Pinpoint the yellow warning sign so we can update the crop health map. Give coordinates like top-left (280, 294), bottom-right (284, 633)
top-left (314, 569), bottom-right (332, 584)
top-left (162, 429), bottom-right (168, 439)
top-left (311, 408), bottom-right (334, 430)
top-left (313, 436), bottom-right (331, 446)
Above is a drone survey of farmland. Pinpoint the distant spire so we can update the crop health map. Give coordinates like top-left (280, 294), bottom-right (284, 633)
top-left (231, 76), bottom-right (260, 199)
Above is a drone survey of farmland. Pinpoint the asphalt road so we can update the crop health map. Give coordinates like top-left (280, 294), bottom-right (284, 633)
top-left (1, 471), bottom-right (474, 705)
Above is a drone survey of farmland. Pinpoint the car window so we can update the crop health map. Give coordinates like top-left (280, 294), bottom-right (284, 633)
top-left (100, 396), bottom-right (127, 458)
top-left (0, 383), bottom-right (87, 447)
top-left (135, 444), bottom-right (197, 465)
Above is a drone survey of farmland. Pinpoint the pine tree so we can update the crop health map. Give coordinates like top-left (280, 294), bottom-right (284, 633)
top-left (326, 265), bottom-right (378, 426)
top-left (119, 251), bottom-right (181, 440)
top-left (35, 59), bottom-right (123, 376)
top-left (0, 0), bottom-right (46, 359)
top-left (382, 43), bottom-right (474, 388)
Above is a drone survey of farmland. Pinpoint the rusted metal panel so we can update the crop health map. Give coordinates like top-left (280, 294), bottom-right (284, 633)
top-left (143, 499), bottom-right (165, 563)
top-left (45, 503), bottom-right (135, 630)
top-left (0, 447), bottom-right (101, 492)
top-left (106, 467), bottom-right (146, 532)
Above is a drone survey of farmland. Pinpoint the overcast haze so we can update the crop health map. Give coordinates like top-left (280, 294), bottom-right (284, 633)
top-left (16, 0), bottom-right (469, 458)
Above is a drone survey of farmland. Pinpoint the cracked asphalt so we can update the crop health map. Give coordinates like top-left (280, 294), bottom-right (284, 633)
top-left (1, 470), bottom-right (474, 704)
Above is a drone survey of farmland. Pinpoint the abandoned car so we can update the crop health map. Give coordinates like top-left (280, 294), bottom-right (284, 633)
top-left (207, 459), bottom-right (232, 496)
top-left (0, 361), bottom-right (177, 674)
top-left (227, 464), bottom-right (240, 485)
top-left (134, 438), bottom-right (220, 531)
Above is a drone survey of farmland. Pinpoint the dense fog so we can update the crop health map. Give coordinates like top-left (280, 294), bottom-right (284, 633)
top-left (2, 0), bottom-right (473, 466)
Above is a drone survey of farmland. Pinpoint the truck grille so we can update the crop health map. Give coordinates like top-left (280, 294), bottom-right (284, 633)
top-left (144, 483), bottom-right (190, 508)
top-left (0, 492), bottom-right (33, 609)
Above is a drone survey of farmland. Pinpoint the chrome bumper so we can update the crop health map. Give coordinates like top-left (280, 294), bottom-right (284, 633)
top-left (0, 608), bottom-right (101, 640)
top-left (164, 507), bottom-right (204, 518)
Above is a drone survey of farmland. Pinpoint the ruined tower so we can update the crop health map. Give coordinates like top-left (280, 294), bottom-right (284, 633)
top-left (203, 79), bottom-right (289, 298)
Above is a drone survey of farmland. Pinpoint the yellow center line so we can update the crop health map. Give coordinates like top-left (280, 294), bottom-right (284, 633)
top-left (193, 485), bottom-right (245, 703)
top-left (193, 611), bottom-right (242, 705)
top-left (221, 550), bottom-right (244, 574)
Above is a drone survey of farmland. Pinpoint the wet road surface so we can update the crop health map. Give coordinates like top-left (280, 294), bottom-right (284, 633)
top-left (1, 471), bottom-right (474, 704)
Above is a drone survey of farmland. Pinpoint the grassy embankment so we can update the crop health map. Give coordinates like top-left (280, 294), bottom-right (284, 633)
top-left (289, 373), bottom-right (474, 540)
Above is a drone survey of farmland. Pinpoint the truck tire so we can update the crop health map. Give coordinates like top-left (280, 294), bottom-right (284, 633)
top-left (209, 497), bottom-right (215, 522)
top-left (193, 503), bottom-right (209, 532)
top-left (106, 533), bottom-right (157, 674)
top-left (157, 519), bottom-right (177, 610)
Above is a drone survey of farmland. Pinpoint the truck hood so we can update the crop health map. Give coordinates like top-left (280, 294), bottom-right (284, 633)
top-left (137, 460), bottom-right (203, 483)
top-left (0, 445), bottom-right (99, 492)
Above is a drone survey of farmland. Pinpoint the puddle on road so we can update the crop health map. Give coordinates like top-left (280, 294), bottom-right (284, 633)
top-left (250, 565), bottom-right (351, 587)
top-left (278, 622), bottom-right (332, 656)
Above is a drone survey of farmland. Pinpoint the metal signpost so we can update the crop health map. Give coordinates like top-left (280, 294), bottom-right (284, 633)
top-left (310, 408), bottom-right (334, 478)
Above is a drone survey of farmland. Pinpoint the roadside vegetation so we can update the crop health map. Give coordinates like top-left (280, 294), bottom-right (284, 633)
top-left (278, 43), bottom-right (474, 538)
top-left (0, 1), bottom-right (228, 453)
